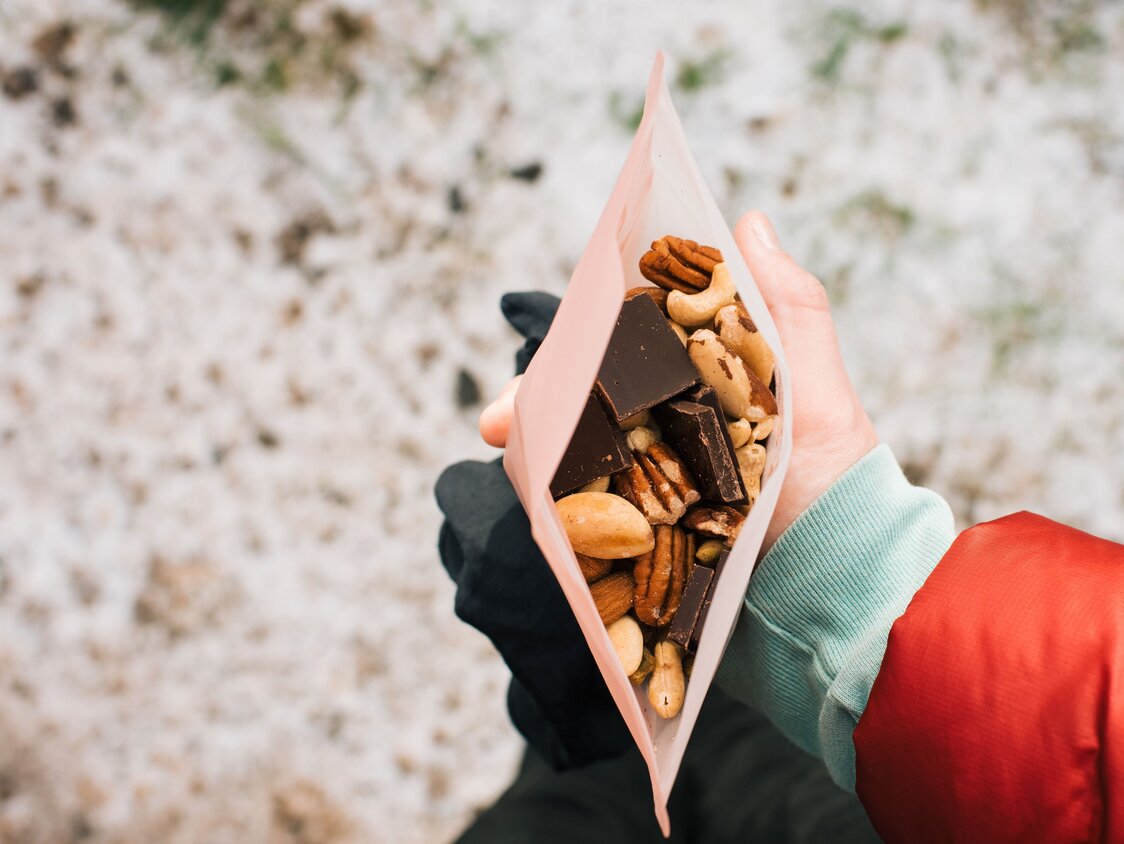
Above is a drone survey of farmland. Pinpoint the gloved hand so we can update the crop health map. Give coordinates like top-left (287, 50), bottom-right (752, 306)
top-left (435, 292), bottom-right (632, 769)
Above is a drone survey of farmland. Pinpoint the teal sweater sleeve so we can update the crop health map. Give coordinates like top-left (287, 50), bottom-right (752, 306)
top-left (715, 444), bottom-right (955, 792)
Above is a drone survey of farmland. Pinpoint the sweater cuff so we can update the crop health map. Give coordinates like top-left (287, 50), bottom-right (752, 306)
top-left (716, 444), bottom-right (955, 791)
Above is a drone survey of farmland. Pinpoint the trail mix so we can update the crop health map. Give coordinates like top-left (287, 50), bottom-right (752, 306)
top-left (552, 236), bottom-right (777, 719)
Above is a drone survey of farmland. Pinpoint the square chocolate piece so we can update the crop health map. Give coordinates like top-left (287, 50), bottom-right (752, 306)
top-left (688, 549), bottom-right (729, 653)
top-left (653, 385), bottom-right (747, 505)
top-left (667, 563), bottom-right (714, 652)
top-left (595, 295), bottom-right (700, 423)
top-left (550, 392), bottom-right (635, 498)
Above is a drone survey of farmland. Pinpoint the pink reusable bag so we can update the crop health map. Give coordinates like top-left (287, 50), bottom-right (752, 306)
top-left (503, 53), bottom-right (793, 836)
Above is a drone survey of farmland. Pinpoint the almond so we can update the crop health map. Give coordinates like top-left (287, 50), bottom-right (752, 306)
top-left (589, 571), bottom-right (635, 625)
top-left (575, 553), bottom-right (613, 583)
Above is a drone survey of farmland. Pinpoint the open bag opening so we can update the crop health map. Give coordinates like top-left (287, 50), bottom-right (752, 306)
top-left (502, 53), bottom-right (793, 837)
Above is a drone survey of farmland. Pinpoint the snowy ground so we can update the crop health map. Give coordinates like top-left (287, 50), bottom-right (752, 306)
top-left (1, 1), bottom-right (1122, 841)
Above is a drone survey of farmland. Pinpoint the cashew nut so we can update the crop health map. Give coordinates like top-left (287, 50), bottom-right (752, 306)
top-left (607, 615), bottom-right (644, 675)
top-left (666, 262), bottom-right (737, 328)
top-left (686, 330), bottom-right (777, 421)
top-left (648, 640), bottom-right (685, 719)
top-left (715, 303), bottom-right (775, 385)
top-left (726, 417), bottom-right (753, 449)
top-left (753, 416), bottom-right (774, 442)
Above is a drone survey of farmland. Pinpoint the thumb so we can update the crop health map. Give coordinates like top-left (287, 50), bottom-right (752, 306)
top-left (733, 212), bottom-right (878, 550)
top-left (478, 375), bottom-right (522, 448)
top-left (733, 209), bottom-right (862, 428)
top-left (734, 211), bottom-right (833, 320)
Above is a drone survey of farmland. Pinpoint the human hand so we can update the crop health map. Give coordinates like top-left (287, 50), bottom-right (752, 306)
top-left (478, 211), bottom-right (878, 551)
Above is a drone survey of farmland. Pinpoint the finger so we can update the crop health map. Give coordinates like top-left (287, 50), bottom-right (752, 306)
top-left (734, 212), bottom-right (831, 316)
top-left (478, 376), bottom-right (522, 448)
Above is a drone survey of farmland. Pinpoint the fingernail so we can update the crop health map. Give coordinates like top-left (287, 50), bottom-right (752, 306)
top-left (748, 214), bottom-right (781, 252)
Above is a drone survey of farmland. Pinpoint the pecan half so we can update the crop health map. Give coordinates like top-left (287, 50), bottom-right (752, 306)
top-left (625, 286), bottom-right (670, 314)
top-left (614, 441), bottom-right (701, 525)
top-left (682, 504), bottom-right (746, 546)
top-left (589, 571), bottom-right (635, 625)
top-left (639, 236), bottom-right (723, 294)
top-left (633, 524), bottom-right (691, 627)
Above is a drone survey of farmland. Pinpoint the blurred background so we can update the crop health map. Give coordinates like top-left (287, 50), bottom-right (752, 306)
top-left (1, 0), bottom-right (1122, 841)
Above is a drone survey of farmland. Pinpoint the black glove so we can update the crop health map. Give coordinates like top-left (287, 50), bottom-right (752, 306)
top-left (434, 292), bottom-right (632, 770)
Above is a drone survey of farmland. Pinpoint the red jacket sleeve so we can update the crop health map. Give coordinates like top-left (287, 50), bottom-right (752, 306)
top-left (854, 512), bottom-right (1124, 842)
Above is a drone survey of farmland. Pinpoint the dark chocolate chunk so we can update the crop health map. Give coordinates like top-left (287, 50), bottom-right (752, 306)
top-left (667, 564), bottom-right (714, 652)
top-left (681, 383), bottom-right (744, 459)
top-left (653, 386), bottom-right (747, 504)
top-left (688, 549), bottom-right (728, 653)
top-left (595, 295), bottom-right (699, 422)
top-left (550, 392), bottom-right (634, 498)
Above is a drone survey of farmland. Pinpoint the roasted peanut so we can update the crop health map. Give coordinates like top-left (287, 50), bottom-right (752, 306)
top-left (606, 615), bottom-right (644, 675)
top-left (736, 443), bottom-right (767, 505)
top-left (752, 417), bottom-right (774, 442)
top-left (625, 425), bottom-right (660, 454)
top-left (726, 417), bottom-right (753, 449)
top-left (648, 641), bottom-right (685, 719)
